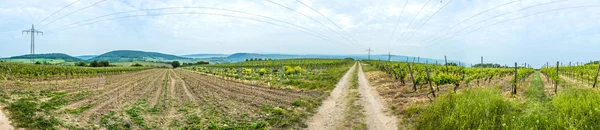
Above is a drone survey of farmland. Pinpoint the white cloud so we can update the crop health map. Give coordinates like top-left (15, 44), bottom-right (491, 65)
top-left (1, 0), bottom-right (600, 67)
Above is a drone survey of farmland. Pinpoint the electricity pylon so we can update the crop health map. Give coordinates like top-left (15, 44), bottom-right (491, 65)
top-left (22, 24), bottom-right (43, 63)
top-left (365, 47), bottom-right (374, 60)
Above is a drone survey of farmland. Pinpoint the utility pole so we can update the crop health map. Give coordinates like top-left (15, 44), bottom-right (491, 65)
top-left (388, 52), bottom-right (391, 61)
top-left (481, 56), bottom-right (483, 64)
top-left (365, 47), bottom-right (374, 60)
top-left (22, 24), bottom-right (43, 64)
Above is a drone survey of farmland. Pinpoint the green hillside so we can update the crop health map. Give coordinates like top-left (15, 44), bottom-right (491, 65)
top-left (88, 50), bottom-right (189, 62)
top-left (8, 53), bottom-right (83, 62)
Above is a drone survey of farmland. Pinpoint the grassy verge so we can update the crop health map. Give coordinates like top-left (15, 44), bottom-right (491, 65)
top-left (407, 71), bottom-right (600, 129)
top-left (2, 90), bottom-right (67, 129)
top-left (339, 63), bottom-right (367, 129)
top-left (282, 62), bottom-right (354, 91)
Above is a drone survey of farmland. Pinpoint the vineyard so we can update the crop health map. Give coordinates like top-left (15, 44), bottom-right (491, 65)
top-left (184, 58), bottom-right (355, 90)
top-left (0, 62), bottom-right (150, 81)
top-left (360, 60), bottom-right (600, 129)
top-left (0, 59), bottom-right (355, 129)
top-left (364, 60), bottom-right (535, 95)
top-left (1, 58), bottom-right (599, 129)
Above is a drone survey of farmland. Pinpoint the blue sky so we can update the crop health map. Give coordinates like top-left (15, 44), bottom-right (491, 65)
top-left (1, 0), bottom-right (600, 68)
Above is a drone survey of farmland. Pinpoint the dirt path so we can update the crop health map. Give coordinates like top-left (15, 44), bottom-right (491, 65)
top-left (305, 62), bottom-right (357, 130)
top-left (0, 109), bottom-right (14, 130)
top-left (357, 62), bottom-right (398, 130)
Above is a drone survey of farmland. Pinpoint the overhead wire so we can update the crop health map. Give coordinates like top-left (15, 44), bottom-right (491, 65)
top-left (296, 0), bottom-right (364, 47)
top-left (36, 0), bottom-right (82, 26)
top-left (402, 0), bottom-right (453, 45)
top-left (46, 6), bottom-right (346, 47)
top-left (395, 0), bottom-right (431, 46)
top-left (265, 0), bottom-right (356, 47)
top-left (423, 0), bottom-right (567, 46)
top-left (45, 12), bottom-right (349, 48)
top-left (387, 0), bottom-right (408, 51)
top-left (426, 4), bottom-right (600, 47)
top-left (40, 0), bottom-right (108, 29)
top-left (419, 0), bottom-right (523, 44)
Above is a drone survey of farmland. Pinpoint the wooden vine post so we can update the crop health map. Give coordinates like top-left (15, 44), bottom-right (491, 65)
top-left (407, 62), bottom-right (416, 91)
top-left (513, 62), bottom-right (517, 95)
top-left (444, 55), bottom-right (448, 72)
top-left (555, 61), bottom-right (559, 94)
top-left (425, 66), bottom-right (436, 97)
top-left (398, 63), bottom-right (405, 85)
top-left (594, 62), bottom-right (600, 88)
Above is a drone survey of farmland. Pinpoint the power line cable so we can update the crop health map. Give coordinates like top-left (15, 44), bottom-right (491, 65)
top-left (419, 0), bottom-right (522, 44)
top-left (387, 0), bottom-right (408, 50)
top-left (395, 0), bottom-right (431, 46)
top-left (266, 0), bottom-right (356, 47)
top-left (40, 0), bottom-right (108, 29)
top-left (46, 6), bottom-right (346, 47)
top-left (296, 0), bottom-right (363, 47)
top-left (424, 0), bottom-right (566, 46)
top-left (402, 0), bottom-right (453, 45)
top-left (426, 4), bottom-right (600, 47)
top-left (36, 0), bottom-right (82, 26)
top-left (46, 12), bottom-right (351, 48)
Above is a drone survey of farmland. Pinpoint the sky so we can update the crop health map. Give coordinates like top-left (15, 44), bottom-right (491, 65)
top-left (1, 0), bottom-right (600, 68)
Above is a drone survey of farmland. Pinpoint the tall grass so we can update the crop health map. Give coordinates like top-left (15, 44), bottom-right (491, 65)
top-left (414, 88), bottom-right (515, 130)
top-left (410, 73), bottom-right (600, 129)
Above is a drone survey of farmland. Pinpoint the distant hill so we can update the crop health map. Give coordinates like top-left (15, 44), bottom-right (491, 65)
top-left (226, 53), bottom-right (299, 62)
top-left (180, 54), bottom-right (229, 59)
top-left (75, 55), bottom-right (97, 60)
top-left (8, 53), bottom-right (83, 62)
top-left (225, 53), bottom-right (464, 64)
top-left (89, 50), bottom-right (189, 62)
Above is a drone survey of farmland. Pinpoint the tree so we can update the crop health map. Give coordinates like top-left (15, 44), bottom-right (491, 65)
top-left (172, 61), bottom-right (181, 68)
top-left (445, 62), bottom-right (458, 66)
top-left (131, 63), bottom-right (143, 67)
top-left (34, 61), bottom-right (41, 65)
top-left (99, 60), bottom-right (110, 67)
top-left (75, 62), bottom-right (87, 66)
top-left (196, 61), bottom-right (209, 65)
top-left (90, 60), bottom-right (99, 67)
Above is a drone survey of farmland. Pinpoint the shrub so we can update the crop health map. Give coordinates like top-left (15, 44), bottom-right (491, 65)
top-left (284, 66), bottom-right (295, 74)
top-left (293, 66), bottom-right (303, 73)
top-left (131, 63), bottom-right (143, 67)
top-left (172, 61), bottom-right (181, 68)
top-left (75, 62), bottom-right (87, 66)
top-left (99, 60), bottom-right (110, 67)
top-left (259, 68), bottom-right (267, 76)
top-left (90, 60), bottom-right (99, 67)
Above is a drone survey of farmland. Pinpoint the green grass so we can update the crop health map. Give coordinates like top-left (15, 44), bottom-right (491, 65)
top-left (282, 62), bottom-right (354, 91)
top-left (339, 65), bottom-right (367, 129)
top-left (3, 90), bottom-right (67, 129)
top-left (4, 58), bottom-right (67, 64)
top-left (524, 71), bottom-right (549, 102)
top-left (412, 88), bottom-right (516, 130)
top-left (408, 71), bottom-right (600, 129)
top-left (65, 104), bottom-right (93, 115)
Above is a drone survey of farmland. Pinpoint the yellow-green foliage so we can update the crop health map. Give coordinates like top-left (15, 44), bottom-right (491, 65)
top-left (293, 66), bottom-right (303, 73)
top-left (284, 66), bottom-right (303, 75)
top-left (259, 68), bottom-right (267, 76)
top-left (284, 66), bottom-right (295, 74)
top-left (243, 68), bottom-right (252, 74)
